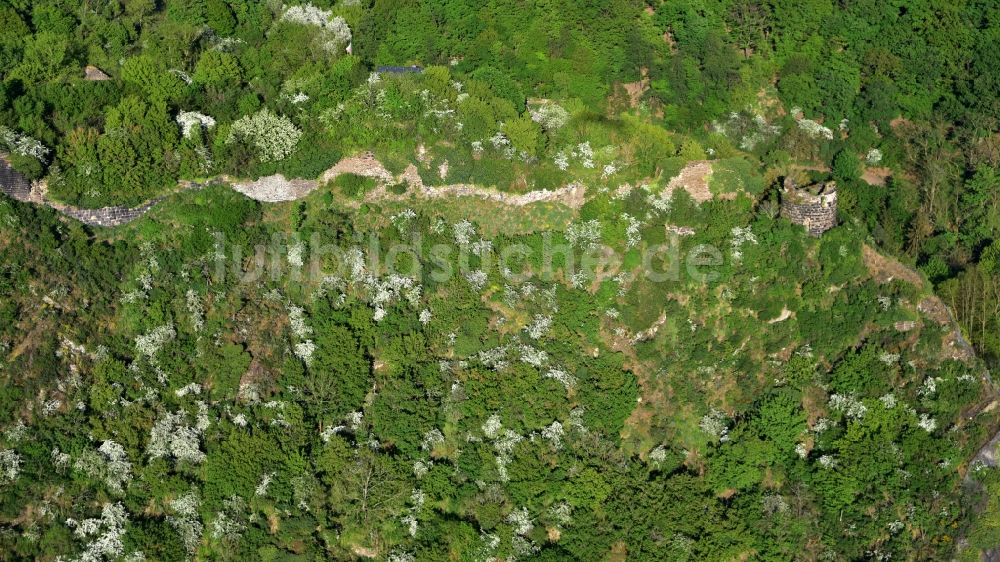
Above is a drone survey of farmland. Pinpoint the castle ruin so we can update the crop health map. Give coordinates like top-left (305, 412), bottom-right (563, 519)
top-left (0, 154), bottom-right (32, 202)
top-left (780, 177), bottom-right (837, 236)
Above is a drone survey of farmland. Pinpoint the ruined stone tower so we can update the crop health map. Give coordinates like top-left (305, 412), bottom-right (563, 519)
top-left (780, 177), bottom-right (838, 236)
top-left (0, 154), bottom-right (32, 202)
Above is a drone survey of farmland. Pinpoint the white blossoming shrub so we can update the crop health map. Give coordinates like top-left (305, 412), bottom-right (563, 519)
top-left (4, 420), bottom-right (26, 442)
top-left (211, 496), bottom-right (247, 542)
top-left (0, 449), bottom-right (21, 483)
top-left (829, 393), bottom-right (867, 420)
top-left (135, 324), bottom-right (176, 359)
top-left (176, 111), bottom-right (216, 139)
top-left (413, 460), bottom-right (431, 478)
top-left (471, 238), bottom-right (492, 256)
top-left (524, 314), bottom-right (552, 339)
top-left (548, 502), bottom-right (572, 526)
top-left (452, 219), bottom-right (476, 245)
top-left (281, 4), bottom-right (352, 53)
top-left (73, 441), bottom-right (133, 495)
top-left (52, 447), bottom-right (71, 470)
top-left (465, 270), bottom-right (488, 290)
top-left (287, 240), bottom-right (305, 267)
top-left (401, 513), bottom-right (418, 537)
top-left (506, 507), bottom-right (533, 535)
top-left (492, 429), bottom-right (523, 481)
top-left (281, 3), bottom-right (333, 26)
top-left (255, 472), bottom-right (275, 497)
top-left (553, 151), bottom-right (569, 170)
top-left (390, 208), bottom-right (417, 234)
top-left (421, 428), bottom-right (445, 451)
top-left (699, 408), bottom-right (730, 441)
top-left (185, 290), bottom-right (205, 332)
top-left (711, 111), bottom-right (782, 151)
top-left (0, 125), bottom-right (50, 161)
top-left (574, 141), bottom-right (595, 168)
top-left (168, 490), bottom-right (203, 555)
top-left (796, 116), bottom-right (834, 140)
top-left (490, 131), bottom-right (511, 150)
top-left (175, 383), bottom-right (202, 398)
top-left (288, 91), bottom-right (310, 104)
top-left (346, 411), bottom-right (364, 430)
top-left (812, 417), bottom-right (832, 433)
top-left (518, 344), bottom-right (548, 367)
top-left (622, 213), bottom-right (642, 248)
top-left (148, 411), bottom-right (206, 464)
top-left (64, 502), bottom-right (134, 562)
top-left (919, 376), bottom-right (942, 397)
top-left (878, 351), bottom-right (900, 365)
top-left (541, 421), bottom-right (564, 449)
top-left (226, 109), bottom-right (302, 162)
top-left (482, 414), bottom-right (503, 439)
top-left (795, 443), bottom-right (808, 459)
top-left (566, 219), bottom-right (602, 250)
top-left (544, 368), bottom-right (576, 390)
top-left (648, 445), bottom-right (669, 468)
top-left (287, 305), bottom-right (312, 339)
top-left (730, 226), bottom-right (758, 262)
top-left (529, 103), bottom-right (570, 130)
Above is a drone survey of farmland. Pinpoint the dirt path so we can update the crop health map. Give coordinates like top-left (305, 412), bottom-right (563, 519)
top-left (231, 152), bottom-right (588, 209)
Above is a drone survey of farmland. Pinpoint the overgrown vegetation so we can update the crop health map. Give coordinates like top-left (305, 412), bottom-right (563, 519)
top-left (0, 1), bottom-right (998, 560)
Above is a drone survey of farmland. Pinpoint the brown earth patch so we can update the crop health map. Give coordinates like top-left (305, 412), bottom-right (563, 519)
top-left (666, 160), bottom-right (714, 203)
top-left (767, 307), bottom-right (794, 324)
top-left (862, 167), bottom-right (892, 186)
top-left (861, 244), bottom-right (924, 287)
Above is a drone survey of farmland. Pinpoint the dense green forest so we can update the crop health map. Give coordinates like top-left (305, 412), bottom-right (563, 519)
top-left (0, 0), bottom-right (998, 560)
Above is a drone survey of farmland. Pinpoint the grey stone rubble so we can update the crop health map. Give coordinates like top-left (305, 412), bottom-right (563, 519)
top-left (230, 175), bottom-right (317, 203)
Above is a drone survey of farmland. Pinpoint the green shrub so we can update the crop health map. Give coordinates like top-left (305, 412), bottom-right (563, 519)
top-left (332, 173), bottom-right (378, 198)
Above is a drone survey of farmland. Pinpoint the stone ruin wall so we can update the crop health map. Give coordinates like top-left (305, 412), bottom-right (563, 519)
top-left (780, 178), bottom-right (838, 237)
top-left (1, 155), bottom-right (209, 228)
top-left (0, 156), bottom-right (32, 202)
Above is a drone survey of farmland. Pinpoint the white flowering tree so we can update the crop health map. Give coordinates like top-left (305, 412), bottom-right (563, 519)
top-left (529, 103), bottom-right (570, 131)
top-left (176, 111), bottom-right (216, 140)
top-left (72, 441), bottom-right (132, 495)
top-left (168, 489), bottom-right (204, 555)
top-left (280, 4), bottom-right (352, 54)
top-left (226, 109), bottom-right (302, 162)
top-left (64, 502), bottom-right (138, 562)
top-left (148, 410), bottom-right (207, 464)
top-left (0, 125), bottom-right (50, 162)
top-left (0, 449), bottom-right (21, 484)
